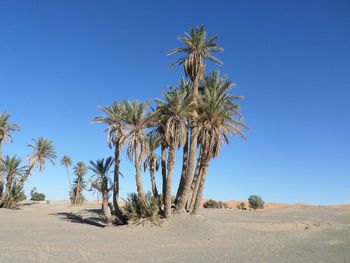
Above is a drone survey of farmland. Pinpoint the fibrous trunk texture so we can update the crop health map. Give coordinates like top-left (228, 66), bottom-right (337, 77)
top-left (176, 78), bottom-right (199, 212)
top-left (113, 141), bottom-right (125, 223)
top-left (191, 152), bottom-right (211, 215)
top-left (174, 131), bottom-right (189, 205)
top-left (164, 143), bottom-right (176, 218)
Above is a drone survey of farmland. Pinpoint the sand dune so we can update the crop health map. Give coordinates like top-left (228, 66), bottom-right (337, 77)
top-left (0, 201), bottom-right (349, 262)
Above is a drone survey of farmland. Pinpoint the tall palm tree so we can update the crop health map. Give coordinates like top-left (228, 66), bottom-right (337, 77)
top-left (89, 157), bottom-right (114, 225)
top-left (190, 71), bottom-right (247, 214)
top-left (0, 112), bottom-right (20, 198)
top-left (121, 100), bottom-right (152, 206)
top-left (168, 25), bottom-right (224, 212)
top-left (155, 87), bottom-right (193, 217)
top-left (0, 155), bottom-right (26, 208)
top-left (18, 137), bottom-right (57, 188)
top-left (60, 155), bottom-right (73, 198)
top-left (92, 102), bottom-right (126, 222)
top-left (143, 132), bottom-right (161, 197)
top-left (72, 161), bottom-right (87, 206)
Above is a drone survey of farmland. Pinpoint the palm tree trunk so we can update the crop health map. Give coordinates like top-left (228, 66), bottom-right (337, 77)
top-left (113, 140), bottom-right (125, 223)
top-left (101, 179), bottom-right (113, 225)
top-left (0, 142), bottom-right (4, 199)
top-left (176, 77), bottom-right (199, 212)
top-left (134, 143), bottom-right (146, 205)
top-left (18, 165), bottom-right (33, 189)
top-left (191, 152), bottom-right (211, 215)
top-left (66, 166), bottom-right (72, 197)
top-left (149, 159), bottom-right (158, 197)
top-left (74, 179), bottom-right (80, 205)
top-left (164, 143), bottom-right (176, 218)
top-left (161, 142), bottom-right (167, 202)
top-left (174, 130), bottom-right (189, 205)
top-left (187, 152), bottom-right (204, 211)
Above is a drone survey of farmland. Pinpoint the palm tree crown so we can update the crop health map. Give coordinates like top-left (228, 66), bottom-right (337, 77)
top-left (0, 155), bottom-right (26, 182)
top-left (27, 137), bottom-right (57, 171)
top-left (0, 112), bottom-right (20, 144)
top-left (60, 155), bottom-right (72, 168)
top-left (89, 157), bottom-right (114, 190)
top-left (198, 71), bottom-right (247, 158)
top-left (168, 25), bottom-right (223, 82)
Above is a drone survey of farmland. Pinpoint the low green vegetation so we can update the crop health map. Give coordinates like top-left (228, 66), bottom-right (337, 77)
top-left (30, 188), bottom-right (46, 201)
top-left (248, 195), bottom-right (264, 210)
top-left (237, 202), bottom-right (247, 210)
top-left (203, 199), bottom-right (229, 209)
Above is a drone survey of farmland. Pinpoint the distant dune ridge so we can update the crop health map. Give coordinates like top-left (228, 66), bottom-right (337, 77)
top-left (202, 199), bottom-right (350, 209)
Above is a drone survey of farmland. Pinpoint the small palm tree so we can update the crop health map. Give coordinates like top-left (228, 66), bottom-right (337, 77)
top-left (0, 112), bottom-right (20, 199)
top-left (92, 102), bottom-right (126, 222)
top-left (190, 71), bottom-right (247, 214)
top-left (0, 155), bottom-right (26, 208)
top-left (89, 157), bottom-right (114, 224)
top-left (155, 86), bottom-right (193, 217)
top-left (143, 132), bottom-right (161, 197)
top-left (60, 155), bottom-right (73, 198)
top-left (18, 137), bottom-right (57, 188)
top-left (121, 100), bottom-right (152, 206)
top-left (168, 25), bottom-right (224, 212)
top-left (72, 161), bottom-right (87, 206)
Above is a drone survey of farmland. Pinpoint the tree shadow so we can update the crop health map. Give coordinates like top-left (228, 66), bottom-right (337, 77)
top-left (52, 212), bottom-right (106, 228)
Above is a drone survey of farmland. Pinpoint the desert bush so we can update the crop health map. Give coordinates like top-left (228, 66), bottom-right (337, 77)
top-left (30, 188), bottom-right (46, 201)
top-left (1, 184), bottom-right (27, 209)
top-left (203, 199), bottom-right (228, 209)
top-left (123, 192), bottom-right (162, 225)
top-left (237, 202), bottom-right (247, 210)
top-left (248, 195), bottom-right (264, 210)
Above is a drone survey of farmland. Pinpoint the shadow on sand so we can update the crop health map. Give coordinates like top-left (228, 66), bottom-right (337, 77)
top-left (52, 210), bottom-right (106, 228)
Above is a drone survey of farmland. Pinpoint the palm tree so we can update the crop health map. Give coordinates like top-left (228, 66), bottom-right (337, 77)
top-left (155, 87), bottom-right (193, 217)
top-left (0, 155), bottom-right (26, 208)
top-left (0, 112), bottom-right (20, 199)
top-left (18, 137), bottom-right (57, 188)
top-left (60, 155), bottom-right (73, 198)
top-left (72, 161), bottom-right (87, 205)
top-left (92, 102), bottom-right (126, 222)
top-left (121, 100), bottom-right (152, 206)
top-left (143, 132), bottom-right (160, 197)
top-left (190, 71), bottom-right (247, 214)
top-left (168, 25), bottom-right (224, 212)
top-left (89, 157), bottom-right (114, 224)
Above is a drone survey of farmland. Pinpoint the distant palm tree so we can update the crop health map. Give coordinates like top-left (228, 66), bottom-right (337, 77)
top-left (155, 86), bottom-right (193, 217)
top-left (168, 25), bottom-right (224, 212)
top-left (190, 71), bottom-right (247, 214)
top-left (72, 161), bottom-right (87, 206)
top-left (60, 155), bottom-right (73, 198)
top-left (121, 100), bottom-right (152, 206)
top-left (18, 137), bottom-right (57, 188)
top-left (143, 132), bottom-right (161, 197)
top-left (0, 155), bottom-right (26, 208)
top-left (0, 112), bottom-right (20, 199)
top-left (89, 157), bottom-right (114, 224)
top-left (92, 102), bottom-right (126, 222)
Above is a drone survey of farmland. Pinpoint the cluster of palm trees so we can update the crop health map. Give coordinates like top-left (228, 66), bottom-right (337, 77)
top-left (0, 112), bottom-right (57, 208)
top-left (92, 25), bottom-right (247, 223)
top-left (0, 26), bottom-right (246, 225)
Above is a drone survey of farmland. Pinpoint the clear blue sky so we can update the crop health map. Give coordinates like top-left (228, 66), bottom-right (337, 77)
top-left (1, 0), bottom-right (349, 205)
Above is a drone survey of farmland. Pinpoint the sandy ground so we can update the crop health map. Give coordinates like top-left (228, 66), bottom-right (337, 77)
top-left (0, 202), bottom-right (349, 263)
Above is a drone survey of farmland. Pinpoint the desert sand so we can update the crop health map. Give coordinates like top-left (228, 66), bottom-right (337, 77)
top-left (0, 201), bottom-right (349, 263)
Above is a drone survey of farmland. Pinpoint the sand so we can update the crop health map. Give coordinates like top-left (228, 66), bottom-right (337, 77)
top-left (0, 201), bottom-right (349, 263)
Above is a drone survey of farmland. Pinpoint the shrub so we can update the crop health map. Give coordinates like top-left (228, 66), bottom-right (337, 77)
top-left (203, 199), bottom-right (229, 209)
top-left (1, 184), bottom-right (26, 209)
top-left (123, 192), bottom-right (162, 225)
top-left (30, 188), bottom-right (46, 201)
top-left (237, 202), bottom-right (246, 210)
top-left (248, 195), bottom-right (264, 210)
